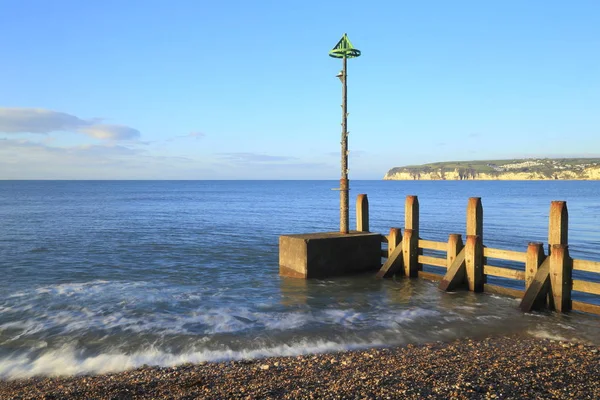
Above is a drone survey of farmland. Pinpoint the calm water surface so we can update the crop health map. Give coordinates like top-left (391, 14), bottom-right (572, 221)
top-left (0, 180), bottom-right (599, 379)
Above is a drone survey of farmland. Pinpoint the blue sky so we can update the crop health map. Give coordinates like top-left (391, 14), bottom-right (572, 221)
top-left (1, 0), bottom-right (599, 179)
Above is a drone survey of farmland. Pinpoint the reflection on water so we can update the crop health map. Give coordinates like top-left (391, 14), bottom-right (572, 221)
top-left (279, 277), bottom-right (310, 307)
top-left (381, 279), bottom-right (414, 305)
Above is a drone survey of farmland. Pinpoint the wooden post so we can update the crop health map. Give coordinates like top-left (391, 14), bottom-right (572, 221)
top-left (549, 244), bottom-right (572, 312)
top-left (465, 235), bottom-right (484, 292)
top-left (388, 227), bottom-right (402, 258)
top-left (402, 229), bottom-right (419, 277)
top-left (447, 234), bottom-right (464, 268)
top-left (405, 195), bottom-right (419, 232)
top-left (403, 195), bottom-right (420, 277)
top-left (548, 201), bottom-right (568, 253)
top-left (466, 197), bottom-right (483, 240)
top-left (524, 242), bottom-right (547, 310)
top-left (465, 197), bottom-right (484, 292)
top-left (356, 194), bottom-right (369, 232)
top-left (525, 242), bottom-right (545, 290)
top-left (547, 201), bottom-right (570, 312)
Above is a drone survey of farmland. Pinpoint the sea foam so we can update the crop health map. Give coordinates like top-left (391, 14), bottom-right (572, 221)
top-left (0, 339), bottom-right (386, 380)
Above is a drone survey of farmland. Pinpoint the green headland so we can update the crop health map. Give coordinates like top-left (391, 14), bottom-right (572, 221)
top-left (384, 158), bottom-right (600, 180)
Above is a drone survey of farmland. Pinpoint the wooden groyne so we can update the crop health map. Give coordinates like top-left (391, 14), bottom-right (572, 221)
top-left (354, 194), bottom-right (600, 316)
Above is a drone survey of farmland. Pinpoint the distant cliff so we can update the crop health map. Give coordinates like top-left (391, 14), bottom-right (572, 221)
top-left (384, 158), bottom-right (600, 180)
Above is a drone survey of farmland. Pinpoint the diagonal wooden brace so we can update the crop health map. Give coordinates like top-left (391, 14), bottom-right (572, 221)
top-left (376, 240), bottom-right (404, 279)
top-left (519, 257), bottom-right (551, 312)
top-left (438, 248), bottom-right (466, 291)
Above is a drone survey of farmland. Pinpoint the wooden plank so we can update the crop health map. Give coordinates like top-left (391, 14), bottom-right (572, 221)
top-left (484, 284), bottom-right (524, 299)
top-left (438, 248), bottom-right (466, 291)
top-left (418, 271), bottom-right (443, 282)
top-left (572, 259), bottom-right (600, 274)
top-left (572, 280), bottom-right (600, 296)
top-left (376, 239), bottom-right (403, 279)
top-left (519, 258), bottom-right (551, 312)
top-left (418, 239), bottom-right (447, 252)
top-left (381, 235), bottom-right (389, 244)
top-left (483, 248), bottom-right (527, 263)
top-left (572, 301), bottom-right (600, 316)
top-left (483, 265), bottom-right (526, 281)
top-left (418, 255), bottom-right (446, 268)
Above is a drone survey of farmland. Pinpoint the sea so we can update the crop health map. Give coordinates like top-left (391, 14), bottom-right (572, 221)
top-left (0, 180), bottom-right (599, 379)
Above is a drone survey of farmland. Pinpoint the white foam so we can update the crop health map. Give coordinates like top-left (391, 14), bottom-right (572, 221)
top-left (9, 280), bottom-right (121, 299)
top-left (527, 329), bottom-right (569, 341)
top-left (261, 312), bottom-right (312, 331)
top-left (0, 339), bottom-right (387, 380)
top-left (475, 315), bottom-right (504, 321)
top-left (320, 309), bottom-right (365, 326)
top-left (0, 320), bottom-right (46, 342)
top-left (379, 308), bottom-right (442, 328)
top-left (2, 306), bottom-right (444, 342)
top-left (0, 305), bottom-right (316, 340)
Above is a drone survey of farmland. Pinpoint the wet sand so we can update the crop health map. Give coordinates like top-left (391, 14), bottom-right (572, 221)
top-left (1, 335), bottom-right (599, 399)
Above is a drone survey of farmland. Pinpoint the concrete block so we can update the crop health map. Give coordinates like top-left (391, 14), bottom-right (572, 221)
top-left (279, 231), bottom-right (382, 279)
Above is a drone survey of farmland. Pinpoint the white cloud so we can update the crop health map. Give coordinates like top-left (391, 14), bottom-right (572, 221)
top-left (0, 138), bottom-right (140, 159)
top-left (218, 152), bottom-right (297, 163)
top-left (0, 138), bottom-right (339, 179)
top-left (78, 124), bottom-right (140, 140)
top-left (0, 138), bottom-right (204, 179)
top-left (0, 108), bottom-right (86, 133)
top-left (0, 108), bottom-right (140, 140)
top-left (167, 131), bottom-right (206, 142)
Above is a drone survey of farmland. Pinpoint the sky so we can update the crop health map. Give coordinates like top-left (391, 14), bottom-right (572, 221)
top-left (1, 0), bottom-right (599, 179)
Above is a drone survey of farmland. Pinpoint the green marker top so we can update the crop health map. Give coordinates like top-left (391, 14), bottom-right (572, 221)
top-left (329, 33), bottom-right (361, 58)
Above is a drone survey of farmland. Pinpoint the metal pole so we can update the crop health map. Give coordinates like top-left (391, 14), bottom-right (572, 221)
top-left (329, 33), bottom-right (359, 234)
top-left (340, 56), bottom-right (349, 234)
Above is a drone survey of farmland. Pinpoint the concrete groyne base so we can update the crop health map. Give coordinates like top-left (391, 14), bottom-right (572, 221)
top-left (279, 231), bottom-right (382, 279)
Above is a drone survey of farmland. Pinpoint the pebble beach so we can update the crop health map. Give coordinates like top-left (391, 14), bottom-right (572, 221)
top-left (1, 335), bottom-right (599, 399)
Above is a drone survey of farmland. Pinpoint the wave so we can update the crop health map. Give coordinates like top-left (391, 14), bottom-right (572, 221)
top-left (1, 325), bottom-right (587, 380)
top-left (0, 339), bottom-right (387, 380)
top-left (0, 304), bottom-right (447, 340)
top-left (526, 329), bottom-right (569, 342)
top-left (8, 280), bottom-right (116, 298)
